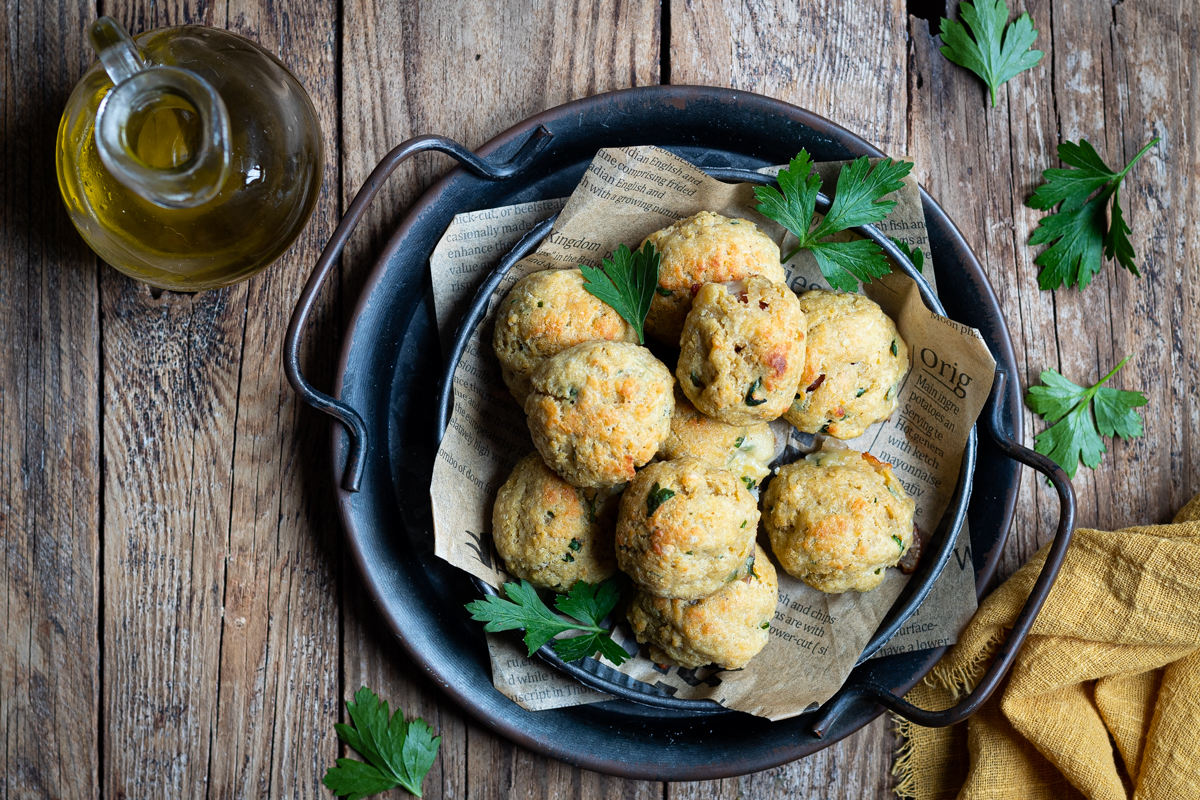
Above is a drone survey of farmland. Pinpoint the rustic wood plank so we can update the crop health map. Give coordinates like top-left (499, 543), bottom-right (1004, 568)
top-left (1103, 2), bottom-right (1200, 522)
top-left (338, 1), bottom-right (660, 797)
top-left (670, 0), bottom-right (910, 154)
top-left (339, 0), bottom-right (662, 300)
top-left (907, 4), bottom-right (1061, 579)
top-left (204, 3), bottom-right (344, 798)
top-left (97, 0), bottom-right (342, 796)
top-left (4, 2), bottom-right (1186, 799)
top-left (909, 0), bottom-right (1199, 577)
top-left (0, 2), bottom-right (100, 799)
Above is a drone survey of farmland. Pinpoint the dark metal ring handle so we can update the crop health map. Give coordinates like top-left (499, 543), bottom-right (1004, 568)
top-left (810, 370), bottom-right (1076, 734)
top-left (284, 128), bottom-right (553, 492)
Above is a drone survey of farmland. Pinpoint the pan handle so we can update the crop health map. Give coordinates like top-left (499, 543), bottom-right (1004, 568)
top-left (283, 128), bottom-right (553, 492)
top-left (810, 370), bottom-right (1076, 734)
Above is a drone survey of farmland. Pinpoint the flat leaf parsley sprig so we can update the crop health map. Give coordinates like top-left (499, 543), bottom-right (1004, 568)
top-left (579, 241), bottom-right (660, 344)
top-left (1027, 137), bottom-right (1159, 291)
top-left (754, 150), bottom-right (914, 292)
top-left (889, 237), bottom-right (925, 274)
top-left (1025, 355), bottom-right (1148, 478)
top-left (323, 686), bottom-right (441, 799)
top-left (466, 578), bottom-right (632, 665)
top-left (939, 0), bottom-right (1044, 107)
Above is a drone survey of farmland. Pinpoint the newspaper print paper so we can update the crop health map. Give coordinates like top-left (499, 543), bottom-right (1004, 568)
top-left (428, 146), bottom-right (993, 718)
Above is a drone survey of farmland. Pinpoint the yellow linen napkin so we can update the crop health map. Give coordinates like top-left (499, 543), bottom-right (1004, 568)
top-left (894, 492), bottom-right (1200, 800)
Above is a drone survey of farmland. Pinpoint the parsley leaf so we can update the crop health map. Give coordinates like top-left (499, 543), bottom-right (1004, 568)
top-left (579, 242), bottom-right (660, 344)
top-left (1025, 355), bottom-right (1148, 478)
top-left (323, 686), bottom-right (441, 799)
top-left (889, 237), bottom-right (925, 274)
top-left (465, 578), bottom-right (632, 666)
top-left (755, 151), bottom-right (913, 292)
top-left (938, 0), bottom-right (1043, 107)
top-left (1026, 137), bottom-right (1159, 290)
top-left (554, 578), bottom-right (621, 627)
top-left (646, 482), bottom-right (676, 516)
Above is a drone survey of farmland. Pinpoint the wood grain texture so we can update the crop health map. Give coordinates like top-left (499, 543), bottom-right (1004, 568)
top-left (5, 2), bottom-right (1200, 799)
top-left (339, 0), bottom-right (661, 300)
top-left (0, 2), bottom-right (100, 799)
top-left (97, 0), bottom-right (342, 797)
top-left (670, 0), bottom-right (910, 154)
top-left (909, 0), bottom-right (1199, 583)
top-left (337, 2), bottom-right (661, 798)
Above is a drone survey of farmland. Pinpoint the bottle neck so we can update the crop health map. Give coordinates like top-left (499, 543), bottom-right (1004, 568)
top-left (90, 17), bottom-right (232, 209)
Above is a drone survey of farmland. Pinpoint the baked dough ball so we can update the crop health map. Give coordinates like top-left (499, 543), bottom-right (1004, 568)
top-left (658, 390), bottom-right (774, 486)
top-left (492, 453), bottom-right (619, 590)
top-left (493, 268), bottom-right (637, 406)
top-left (642, 212), bottom-right (786, 345)
top-left (616, 457), bottom-right (759, 599)
top-left (677, 277), bottom-right (806, 425)
top-left (525, 341), bottom-right (674, 489)
top-left (784, 289), bottom-right (909, 439)
top-left (627, 544), bottom-right (777, 669)
top-left (762, 446), bottom-right (915, 593)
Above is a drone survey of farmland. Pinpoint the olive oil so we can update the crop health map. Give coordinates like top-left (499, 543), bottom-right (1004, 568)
top-left (130, 97), bottom-right (201, 169)
top-left (57, 19), bottom-right (323, 291)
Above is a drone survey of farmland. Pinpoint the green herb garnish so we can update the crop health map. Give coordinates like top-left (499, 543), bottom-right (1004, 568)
top-left (465, 579), bottom-right (631, 665)
top-left (745, 377), bottom-right (768, 406)
top-left (579, 242), bottom-right (660, 344)
top-left (755, 150), bottom-right (912, 292)
top-left (892, 534), bottom-right (904, 549)
top-left (1027, 137), bottom-right (1158, 291)
top-left (734, 435), bottom-right (746, 448)
top-left (856, 388), bottom-right (867, 397)
top-left (889, 237), bottom-right (925, 273)
top-left (568, 538), bottom-right (582, 551)
top-left (741, 476), bottom-right (757, 492)
top-left (938, 0), bottom-right (1043, 107)
top-left (646, 483), bottom-right (676, 516)
top-left (760, 621), bottom-right (770, 630)
top-left (1024, 355), bottom-right (1147, 478)
top-left (323, 686), bottom-right (441, 799)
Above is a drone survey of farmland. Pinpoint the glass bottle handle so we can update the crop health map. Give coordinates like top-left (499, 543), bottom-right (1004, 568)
top-left (89, 16), bottom-right (146, 85)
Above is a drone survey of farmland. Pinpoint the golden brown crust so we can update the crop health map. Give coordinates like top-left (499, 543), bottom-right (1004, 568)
top-left (641, 212), bottom-right (786, 346)
top-left (525, 341), bottom-right (674, 489)
top-left (762, 446), bottom-right (916, 593)
top-left (677, 277), bottom-right (807, 425)
top-left (615, 457), bottom-right (759, 600)
top-left (493, 268), bottom-right (637, 406)
top-left (626, 544), bottom-right (777, 669)
top-left (657, 390), bottom-right (775, 484)
top-left (492, 453), bottom-right (620, 590)
top-left (783, 289), bottom-right (909, 439)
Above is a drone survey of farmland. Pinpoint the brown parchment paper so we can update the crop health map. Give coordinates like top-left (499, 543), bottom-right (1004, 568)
top-left (428, 146), bottom-right (993, 719)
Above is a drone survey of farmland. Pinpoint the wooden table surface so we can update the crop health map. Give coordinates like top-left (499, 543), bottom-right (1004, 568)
top-left (4, 0), bottom-right (1196, 797)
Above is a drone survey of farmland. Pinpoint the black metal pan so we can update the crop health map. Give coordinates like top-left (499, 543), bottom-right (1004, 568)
top-left (284, 86), bottom-right (1074, 779)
